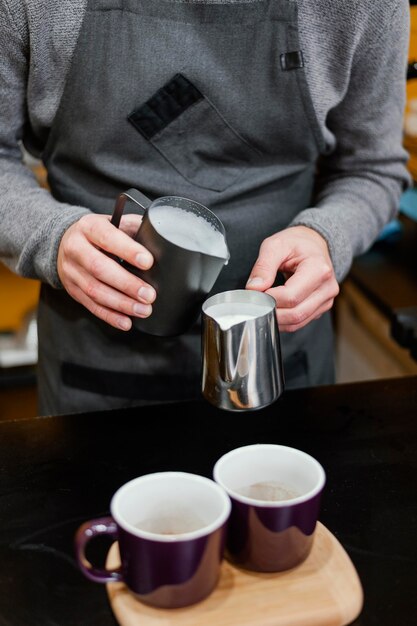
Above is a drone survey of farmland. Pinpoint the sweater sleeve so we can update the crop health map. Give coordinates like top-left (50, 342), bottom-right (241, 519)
top-left (0, 2), bottom-right (90, 287)
top-left (290, 0), bottom-right (411, 282)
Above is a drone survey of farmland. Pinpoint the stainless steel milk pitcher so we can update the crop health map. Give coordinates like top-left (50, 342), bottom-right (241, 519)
top-left (202, 290), bottom-right (284, 411)
top-left (110, 188), bottom-right (229, 337)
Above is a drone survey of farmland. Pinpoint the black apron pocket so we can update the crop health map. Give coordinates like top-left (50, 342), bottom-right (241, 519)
top-left (128, 73), bottom-right (261, 192)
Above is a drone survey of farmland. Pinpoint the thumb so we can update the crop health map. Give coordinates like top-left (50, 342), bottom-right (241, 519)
top-left (246, 238), bottom-right (285, 291)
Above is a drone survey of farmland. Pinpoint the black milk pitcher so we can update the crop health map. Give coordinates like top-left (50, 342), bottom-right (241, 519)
top-left (110, 188), bottom-right (230, 337)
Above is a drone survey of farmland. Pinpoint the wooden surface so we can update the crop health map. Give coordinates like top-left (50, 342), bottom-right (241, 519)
top-left (0, 263), bottom-right (39, 332)
top-left (0, 386), bottom-right (38, 421)
top-left (106, 523), bottom-right (363, 626)
top-left (335, 281), bottom-right (417, 383)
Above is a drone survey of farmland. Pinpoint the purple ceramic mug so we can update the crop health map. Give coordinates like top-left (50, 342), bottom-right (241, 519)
top-left (75, 472), bottom-right (231, 608)
top-left (213, 444), bottom-right (326, 572)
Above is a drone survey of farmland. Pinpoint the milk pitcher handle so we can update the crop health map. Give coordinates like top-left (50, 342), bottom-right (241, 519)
top-left (110, 188), bottom-right (152, 228)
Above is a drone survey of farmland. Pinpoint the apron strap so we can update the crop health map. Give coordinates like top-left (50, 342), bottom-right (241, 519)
top-left (61, 362), bottom-right (200, 401)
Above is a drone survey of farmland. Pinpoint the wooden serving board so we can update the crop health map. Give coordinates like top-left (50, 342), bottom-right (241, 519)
top-left (106, 523), bottom-right (363, 626)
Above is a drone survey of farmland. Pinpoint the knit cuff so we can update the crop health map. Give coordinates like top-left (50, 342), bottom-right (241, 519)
top-left (17, 206), bottom-right (91, 288)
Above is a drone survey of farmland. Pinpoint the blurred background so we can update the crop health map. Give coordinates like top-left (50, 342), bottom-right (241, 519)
top-left (2, 4), bottom-right (417, 418)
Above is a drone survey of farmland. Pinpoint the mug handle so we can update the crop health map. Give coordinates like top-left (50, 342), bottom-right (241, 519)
top-left (111, 188), bottom-right (152, 229)
top-left (74, 516), bottom-right (123, 583)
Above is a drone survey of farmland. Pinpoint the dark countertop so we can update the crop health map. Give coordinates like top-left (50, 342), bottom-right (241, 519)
top-left (0, 376), bottom-right (416, 626)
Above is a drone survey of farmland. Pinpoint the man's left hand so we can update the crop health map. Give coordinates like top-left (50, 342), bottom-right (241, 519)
top-left (246, 226), bottom-right (340, 332)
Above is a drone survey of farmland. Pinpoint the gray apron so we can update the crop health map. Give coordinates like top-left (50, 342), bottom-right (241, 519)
top-left (38, 0), bottom-right (334, 415)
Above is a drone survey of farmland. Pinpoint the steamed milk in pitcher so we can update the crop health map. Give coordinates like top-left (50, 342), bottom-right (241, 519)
top-left (203, 302), bottom-right (272, 329)
top-left (151, 205), bottom-right (229, 258)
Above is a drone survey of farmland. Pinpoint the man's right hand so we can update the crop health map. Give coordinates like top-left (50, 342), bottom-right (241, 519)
top-left (57, 213), bottom-right (156, 331)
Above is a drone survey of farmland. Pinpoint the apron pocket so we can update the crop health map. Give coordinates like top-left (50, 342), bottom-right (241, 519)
top-left (128, 73), bottom-right (261, 192)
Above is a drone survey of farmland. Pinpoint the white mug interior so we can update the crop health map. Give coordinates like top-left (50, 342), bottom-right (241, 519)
top-left (213, 444), bottom-right (326, 507)
top-left (110, 471), bottom-right (231, 541)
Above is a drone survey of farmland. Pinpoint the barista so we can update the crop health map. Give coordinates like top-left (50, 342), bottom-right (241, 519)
top-left (0, 0), bottom-right (410, 415)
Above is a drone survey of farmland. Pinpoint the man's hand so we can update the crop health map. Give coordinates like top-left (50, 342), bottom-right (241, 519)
top-left (57, 213), bottom-right (156, 331)
top-left (246, 226), bottom-right (339, 332)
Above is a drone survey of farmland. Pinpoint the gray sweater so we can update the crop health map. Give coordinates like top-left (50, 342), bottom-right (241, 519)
top-left (0, 0), bottom-right (411, 286)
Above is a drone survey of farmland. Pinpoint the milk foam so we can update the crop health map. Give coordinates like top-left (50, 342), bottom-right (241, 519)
top-left (206, 302), bottom-right (272, 329)
top-left (151, 205), bottom-right (228, 258)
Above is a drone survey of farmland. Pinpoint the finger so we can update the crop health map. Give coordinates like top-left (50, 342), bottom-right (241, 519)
top-left (67, 281), bottom-right (134, 331)
top-left (74, 266), bottom-right (152, 319)
top-left (119, 214), bottom-right (143, 238)
top-left (99, 213), bottom-right (142, 236)
top-left (66, 240), bottom-right (157, 304)
top-left (266, 259), bottom-right (336, 310)
top-left (246, 236), bottom-right (290, 291)
top-left (277, 298), bottom-right (335, 333)
top-left (266, 283), bottom-right (334, 325)
top-left (79, 214), bottom-right (153, 270)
